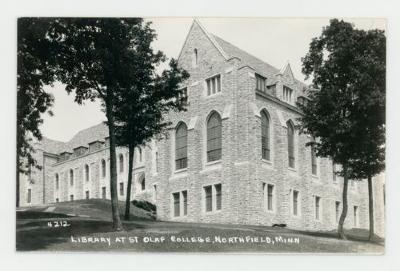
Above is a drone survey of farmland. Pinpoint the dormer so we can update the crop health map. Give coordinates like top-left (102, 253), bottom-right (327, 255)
top-left (73, 146), bottom-right (88, 157)
top-left (59, 151), bottom-right (72, 162)
top-left (88, 140), bottom-right (104, 153)
top-left (297, 95), bottom-right (309, 107)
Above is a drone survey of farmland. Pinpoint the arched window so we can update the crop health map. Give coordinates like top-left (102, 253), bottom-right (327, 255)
top-left (311, 142), bottom-right (317, 175)
top-left (261, 110), bottom-right (270, 160)
top-left (101, 159), bottom-right (106, 178)
top-left (193, 48), bottom-right (198, 67)
top-left (207, 112), bottom-right (222, 162)
top-left (69, 169), bottom-right (74, 186)
top-left (139, 147), bottom-right (143, 163)
top-left (55, 173), bottom-right (59, 190)
top-left (175, 122), bottom-right (188, 170)
top-left (84, 164), bottom-right (89, 182)
top-left (139, 174), bottom-right (145, 191)
top-left (287, 121), bottom-right (295, 168)
top-left (119, 154), bottom-right (124, 173)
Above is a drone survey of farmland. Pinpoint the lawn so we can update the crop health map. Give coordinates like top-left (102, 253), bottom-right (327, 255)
top-left (16, 199), bottom-right (384, 253)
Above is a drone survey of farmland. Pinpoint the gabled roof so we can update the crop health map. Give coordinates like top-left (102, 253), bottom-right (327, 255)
top-left (67, 122), bottom-right (108, 151)
top-left (212, 33), bottom-right (308, 89)
top-left (177, 19), bottom-right (229, 62)
top-left (37, 137), bottom-right (69, 155)
top-left (39, 122), bottom-right (109, 155)
top-left (212, 34), bottom-right (280, 79)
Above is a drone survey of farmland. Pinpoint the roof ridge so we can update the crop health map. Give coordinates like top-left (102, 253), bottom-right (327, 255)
top-left (67, 122), bottom-right (107, 141)
top-left (211, 33), bottom-right (280, 73)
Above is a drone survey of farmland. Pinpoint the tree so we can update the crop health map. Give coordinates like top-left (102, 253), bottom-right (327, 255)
top-left (113, 56), bottom-right (189, 220)
top-left (17, 18), bottom-right (59, 207)
top-left (50, 18), bottom-right (158, 231)
top-left (299, 19), bottom-right (385, 239)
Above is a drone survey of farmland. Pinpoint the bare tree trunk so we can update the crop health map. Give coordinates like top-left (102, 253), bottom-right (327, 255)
top-left (105, 97), bottom-right (123, 231)
top-left (368, 174), bottom-right (374, 241)
top-left (338, 166), bottom-right (349, 239)
top-left (16, 154), bottom-right (20, 208)
top-left (124, 144), bottom-right (134, 220)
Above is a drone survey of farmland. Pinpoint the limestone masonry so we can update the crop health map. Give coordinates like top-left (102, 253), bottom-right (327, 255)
top-left (19, 20), bottom-right (385, 236)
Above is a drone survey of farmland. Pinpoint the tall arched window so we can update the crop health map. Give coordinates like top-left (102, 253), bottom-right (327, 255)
top-left (175, 122), bottom-right (188, 170)
top-left (101, 159), bottom-right (106, 178)
top-left (119, 154), bottom-right (124, 173)
top-left (261, 110), bottom-right (270, 160)
top-left (207, 112), bottom-right (222, 162)
top-left (287, 121), bottom-right (295, 168)
top-left (139, 174), bottom-right (145, 191)
top-left (69, 169), bottom-right (74, 186)
top-left (84, 164), bottom-right (89, 182)
top-left (55, 173), bottom-right (59, 190)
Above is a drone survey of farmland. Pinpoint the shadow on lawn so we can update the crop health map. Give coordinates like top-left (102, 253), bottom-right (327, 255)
top-left (287, 227), bottom-right (384, 245)
top-left (17, 217), bottom-right (147, 251)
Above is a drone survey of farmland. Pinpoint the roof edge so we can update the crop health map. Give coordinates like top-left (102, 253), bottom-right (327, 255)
top-left (177, 19), bottom-right (229, 62)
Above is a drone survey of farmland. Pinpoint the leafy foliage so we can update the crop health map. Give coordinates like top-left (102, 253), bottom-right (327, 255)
top-left (299, 19), bottom-right (385, 178)
top-left (17, 18), bottom-right (58, 174)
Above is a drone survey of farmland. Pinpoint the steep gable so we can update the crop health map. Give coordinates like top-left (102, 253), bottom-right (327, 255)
top-left (178, 19), bottom-right (228, 63)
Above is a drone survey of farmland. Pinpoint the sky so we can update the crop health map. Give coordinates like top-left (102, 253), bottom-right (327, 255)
top-left (41, 17), bottom-right (386, 142)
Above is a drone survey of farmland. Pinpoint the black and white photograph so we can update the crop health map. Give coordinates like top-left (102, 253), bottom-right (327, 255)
top-left (15, 16), bottom-right (386, 253)
top-left (2, 0), bottom-right (400, 270)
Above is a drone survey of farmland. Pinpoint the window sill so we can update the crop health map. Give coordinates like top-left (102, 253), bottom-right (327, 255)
top-left (203, 209), bottom-right (222, 215)
top-left (261, 159), bottom-right (272, 164)
top-left (287, 167), bottom-right (298, 174)
top-left (174, 168), bottom-right (188, 174)
top-left (311, 174), bottom-right (320, 179)
top-left (264, 209), bottom-right (276, 214)
top-left (171, 215), bottom-right (188, 220)
top-left (169, 170), bottom-right (188, 181)
top-left (261, 159), bottom-right (273, 169)
top-left (206, 160), bottom-right (222, 166)
top-left (205, 91), bottom-right (222, 99)
top-left (201, 160), bottom-right (222, 174)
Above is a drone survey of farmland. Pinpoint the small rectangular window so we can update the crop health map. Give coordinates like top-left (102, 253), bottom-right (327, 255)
top-left (173, 192), bottom-right (180, 217)
top-left (335, 201), bottom-right (341, 222)
top-left (315, 196), bottom-right (321, 220)
top-left (204, 186), bottom-right (212, 212)
top-left (311, 146), bottom-right (317, 175)
top-left (178, 87), bottom-right (188, 105)
top-left (206, 75), bottom-right (221, 96)
top-left (85, 190), bottom-right (90, 200)
top-left (354, 206), bottom-right (358, 227)
top-left (119, 182), bottom-right (124, 196)
top-left (153, 184), bottom-right (157, 201)
top-left (332, 162), bottom-right (337, 183)
top-left (102, 187), bottom-right (106, 199)
top-left (215, 184), bottom-right (222, 211)
top-left (265, 184), bottom-right (274, 211)
top-left (293, 190), bottom-right (299, 216)
top-left (27, 189), bottom-right (31, 204)
top-left (255, 74), bottom-right (266, 92)
top-left (182, 190), bottom-right (188, 216)
top-left (283, 86), bottom-right (293, 103)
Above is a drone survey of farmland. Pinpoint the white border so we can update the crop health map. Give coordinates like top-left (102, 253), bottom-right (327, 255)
top-left (1, 1), bottom-right (399, 271)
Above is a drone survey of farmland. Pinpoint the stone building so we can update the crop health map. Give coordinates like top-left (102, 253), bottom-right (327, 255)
top-left (19, 19), bottom-right (385, 236)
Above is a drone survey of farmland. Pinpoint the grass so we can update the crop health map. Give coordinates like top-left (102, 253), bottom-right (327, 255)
top-left (16, 199), bottom-right (384, 253)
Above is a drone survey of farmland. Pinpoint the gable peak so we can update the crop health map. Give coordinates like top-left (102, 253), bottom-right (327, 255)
top-left (178, 19), bottom-right (228, 61)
